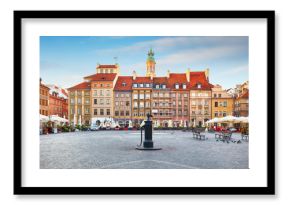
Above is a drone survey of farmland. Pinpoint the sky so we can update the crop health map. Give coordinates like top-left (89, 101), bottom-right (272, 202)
top-left (40, 36), bottom-right (248, 89)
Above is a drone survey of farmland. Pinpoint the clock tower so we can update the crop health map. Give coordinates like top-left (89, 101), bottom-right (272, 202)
top-left (146, 49), bottom-right (156, 77)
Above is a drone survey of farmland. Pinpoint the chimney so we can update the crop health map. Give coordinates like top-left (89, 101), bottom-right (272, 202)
top-left (205, 68), bottom-right (209, 82)
top-left (167, 70), bottom-right (170, 78)
top-left (133, 70), bottom-right (137, 80)
top-left (186, 68), bottom-right (190, 82)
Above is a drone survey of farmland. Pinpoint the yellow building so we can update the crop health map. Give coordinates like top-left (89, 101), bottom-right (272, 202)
top-left (211, 85), bottom-right (234, 119)
top-left (67, 82), bottom-right (91, 125)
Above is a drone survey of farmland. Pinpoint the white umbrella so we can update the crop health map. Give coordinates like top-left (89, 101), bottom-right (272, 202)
top-left (40, 114), bottom-right (49, 122)
top-left (219, 115), bottom-right (238, 123)
top-left (128, 120), bottom-right (133, 128)
top-left (206, 118), bottom-right (220, 124)
top-left (235, 116), bottom-right (248, 123)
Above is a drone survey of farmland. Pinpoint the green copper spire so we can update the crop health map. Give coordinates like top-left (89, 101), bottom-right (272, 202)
top-left (147, 48), bottom-right (155, 63)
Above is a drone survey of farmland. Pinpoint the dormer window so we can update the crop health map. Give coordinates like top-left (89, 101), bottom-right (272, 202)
top-left (139, 83), bottom-right (144, 88)
top-left (133, 83), bottom-right (137, 88)
top-left (162, 84), bottom-right (166, 89)
top-left (122, 82), bottom-right (126, 87)
top-left (145, 83), bottom-right (150, 88)
top-left (156, 84), bottom-right (160, 89)
top-left (197, 83), bottom-right (201, 89)
top-left (175, 84), bottom-right (179, 89)
top-left (182, 84), bottom-right (187, 89)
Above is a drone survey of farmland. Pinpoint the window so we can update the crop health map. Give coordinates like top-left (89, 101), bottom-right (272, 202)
top-left (182, 84), bottom-right (187, 89)
top-left (133, 83), bottom-right (138, 88)
top-left (165, 93), bottom-right (169, 97)
top-left (100, 99), bottom-right (104, 105)
top-left (120, 111), bottom-right (124, 116)
top-left (77, 98), bottom-right (82, 104)
top-left (93, 91), bottom-right (97, 96)
top-left (145, 83), bottom-right (150, 88)
top-left (94, 99), bottom-right (97, 104)
top-left (172, 93), bottom-right (176, 97)
top-left (120, 93), bottom-right (124, 98)
top-left (173, 101), bottom-right (176, 106)
top-left (156, 84), bottom-right (160, 89)
top-left (223, 112), bottom-right (227, 117)
top-left (85, 107), bottom-right (90, 114)
top-left (162, 84), bottom-right (166, 89)
top-left (70, 108), bottom-right (74, 114)
top-left (116, 93), bottom-right (119, 98)
top-left (139, 102), bottom-right (144, 108)
top-left (106, 84), bottom-right (110, 87)
top-left (115, 111), bottom-right (119, 116)
top-left (175, 84), bottom-right (179, 89)
top-left (184, 101), bottom-right (188, 106)
top-left (204, 100), bottom-right (209, 106)
top-left (223, 101), bottom-right (227, 107)
top-left (110, 69), bottom-right (113, 73)
top-left (191, 92), bottom-right (196, 97)
top-left (133, 94), bottom-right (138, 99)
top-left (126, 101), bottom-right (130, 106)
top-left (159, 93), bottom-right (164, 97)
top-left (145, 93), bottom-right (150, 99)
top-left (192, 100), bottom-right (196, 105)
top-left (219, 102), bottom-right (223, 106)
top-left (214, 94), bottom-right (217, 98)
top-left (120, 101), bottom-right (124, 106)
top-left (70, 99), bottom-right (75, 104)
top-left (122, 82), bottom-right (126, 87)
top-left (100, 84), bottom-right (103, 88)
top-left (215, 102), bottom-right (218, 107)
top-left (85, 98), bottom-right (90, 104)
top-left (77, 108), bottom-right (81, 115)
top-left (106, 99), bottom-right (110, 105)
top-left (107, 109), bottom-right (110, 115)
top-left (134, 102), bottom-right (138, 108)
top-left (184, 93), bottom-right (188, 97)
top-left (126, 93), bottom-right (130, 98)
top-left (178, 101), bottom-right (182, 106)
top-left (197, 83), bottom-right (201, 89)
top-left (139, 94), bottom-right (144, 99)
top-left (100, 90), bottom-right (103, 96)
top-left (115, 101), bottom-right (119, 106)
top-left (126, 111), bottom-right (129, 116)
top-left (139, 84), bottom-right (144, 88)
top-left (219, 111), bottom-right (223, 116)
top-left (153, 93), bottom-right (158, 97)
top-left (218, 94), bottom-right (222, 98)
top-left (100, 109), bottom-right (104, 115)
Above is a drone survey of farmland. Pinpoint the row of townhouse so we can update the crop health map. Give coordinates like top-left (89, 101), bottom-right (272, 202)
top-left (40, 79), bottom-right (69, 118)
top-left (67, 50), bottom-right (248, 128)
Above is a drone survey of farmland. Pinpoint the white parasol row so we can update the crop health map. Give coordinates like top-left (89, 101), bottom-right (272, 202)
top-left (206, 116), bottom-right (248, 124)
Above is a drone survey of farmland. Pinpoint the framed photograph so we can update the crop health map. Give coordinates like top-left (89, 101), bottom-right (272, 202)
top-left (14, 10), bottom-right (275, 195)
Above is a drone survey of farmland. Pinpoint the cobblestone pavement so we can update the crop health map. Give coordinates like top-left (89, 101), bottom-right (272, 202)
top-left (40, 130), bottom-right (249, 169)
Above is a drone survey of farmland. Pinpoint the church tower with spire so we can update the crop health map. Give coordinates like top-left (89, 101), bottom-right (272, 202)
top-left (146, 48), bottom-right (156, 77)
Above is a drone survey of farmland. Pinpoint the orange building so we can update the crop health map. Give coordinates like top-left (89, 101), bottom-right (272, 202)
top-left (39, 79), bottom-right (50, 116)
top-left (47, 85), bottom-right (68, 118)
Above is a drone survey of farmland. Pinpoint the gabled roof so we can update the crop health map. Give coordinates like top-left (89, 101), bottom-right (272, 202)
top-left (114, 76), bottom-right (133, 91)
top-left (133, 77), bottom-right (153, 84)
top-left (84, 73), bottom-right (117, 81)
top-left (189, 71), bottom-right (212, 90)
top-left (239, 90), bottom-right (249, 99)
top-left (97, 64), bottom-right (118, 69)
top-left (67, 82), bottom-right (91, 91)
top-left (167, 73), bottom-right (189, 90)
top-left (153, 77), bottom-right (168, 84)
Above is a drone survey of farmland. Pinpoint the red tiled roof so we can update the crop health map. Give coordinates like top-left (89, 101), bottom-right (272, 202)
top-left (189, 71), bottom-right (212, 90)
top-left (97, 64), bottom-right (117, 69)
top-left (167, 73), bottom-right (189, 90)
top-left (239, 90), bottom-right (249, 98)
top-left (67, 82), bottom-right (90, 90)
top-left (153, 77), bottom-right (168, 84)
top-left (114, 76), bottom-right (133, 91)
top-left (61, 88), bottom-right (68, 97)
top-left (84, 73), bottom-right (117, 81)
top-left (133, 77), bottom-right (153, 84)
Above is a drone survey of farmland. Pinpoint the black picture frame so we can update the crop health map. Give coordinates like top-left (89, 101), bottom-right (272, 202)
top-left (14, 10), bottom-right (275, 195)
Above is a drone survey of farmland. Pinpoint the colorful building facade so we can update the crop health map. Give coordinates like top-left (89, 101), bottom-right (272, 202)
top-left (47, 85), bottom-right (68, 118)
top-left (39, 79), bottom-right (50, 116)
top-left (67, 82), bottom-right (91, 125)
top-left (211, 84), bottom-right (234, 119)
top-left (113, 76), bottom-right (133, 127)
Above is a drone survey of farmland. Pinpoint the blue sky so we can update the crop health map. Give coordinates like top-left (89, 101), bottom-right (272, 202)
top-left (40, 36), bottom-right (248, 89)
